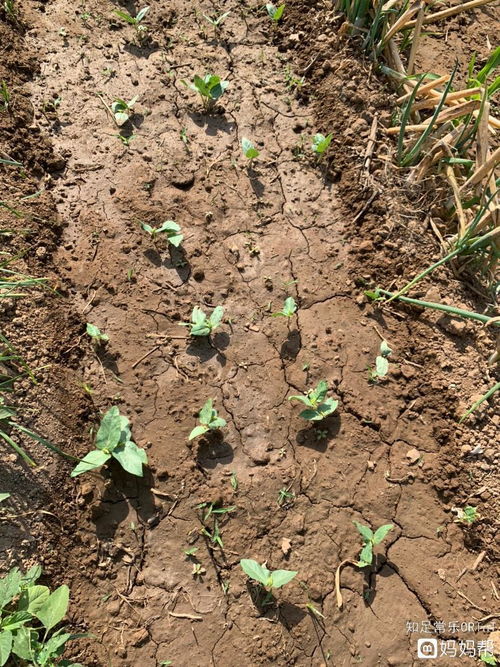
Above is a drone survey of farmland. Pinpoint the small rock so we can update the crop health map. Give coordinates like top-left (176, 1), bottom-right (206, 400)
top-left (130, 628), bottom-right (149, 647)
top-left (406, 448), bottom-right (421, 465)
top-left (460, 444), bottom-right (472, 456)
top-left (281, 537), bottom-right (292, 556)
top-left (249, 442), bottom-right (270, 465)
top-left (367, 460), bottom-right (376, 471)
top-left (358, 240), bottom-right (373, 253)
top-left (107, 600), bottom-right (121, 616)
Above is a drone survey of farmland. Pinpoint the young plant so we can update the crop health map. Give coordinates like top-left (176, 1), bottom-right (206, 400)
top-left (0, 565), bottom-right (80, 666)
top-left (354, 521), bottom-right (393, 568)
top-left (480, 653), bottom-right (497, 665)
top-left (182, 74), bottom-right (229, 112)
top-left (368, 339), bottom-right (392, 383)
top-left (288, 380), bottom-right (338, 421)
top-left (141, 220), bottom-right (183, 247)
top-left (188, 399), bottom-right (226, 440)
top-left (266, 3), bottom-right (285, 22)
top-left (311, 133), bottom-right (333, 158)
top-left (0, 81), bottom-right (10, 112)
top-left (203, 10), bottom-right (230, 35)
top-left (272, 296), bottom-right (297, 318)
top-left (241, 137), bottom-right (260, 162)
top-left (111, 96), bottom-right (138, 126)
top-left (240, 559), bottom-right (297, 591)
top-left (454, 505), bottom-right (480, 525)
top-left (180, 305), bottom-right (224, 337)
top-left (86, 322), bottom-right (109, 344)
top-left (71, 406), bottom-right (148, 477)
top-left (114, 6), bottom-right (150, 40)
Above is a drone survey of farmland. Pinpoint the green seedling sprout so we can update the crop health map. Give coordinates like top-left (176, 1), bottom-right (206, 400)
top-left (266, 3), bottom-right (285, 22)
top-left (277, 486), bottom-right (295, 508)
top-left (230, 471), bottom-right (238, 491)
top-left (111, 96), bottom-right (138, 127)
top-left (368, 339), bottom-right (392, 383)
top-left (141, 220), bottom-right (183, 247)
top-left (241, 137), bottom-right (260, 163)
top-left (114, 6), bottom-right (150, 40)
top-left (453, 505), bottom-right (480, 525)
top-left (354, 521), bottom-right (393, 568)
top-left (182, 74), bottom-right (229, 112)
top-left (311, 133), bottom-right (333, 158)
top-left (0, 565), bottom-right (82, 666)
top-left (115, 133), bottom-right (136, 146)
top-left (71, 406), bottom-right (148, 477)
top-left (272, 296), bottom-right (297, 318)
top-left (0, 81), bottom-right (10, 111)
top-left (288, 380), bottom-right (338, 421)
top-left (240, 559), bottom-right (297, 591)
top-left (180, 305), bottom-right (224, 337)
top-left (203, 10), bottom-right (230, 34)
top-left (480, 653), bottom-right (497, 665)
top-left (86, 322), bottom-right (109, 344)
top-left (0, 493), bottom-right (10, 503)
top-left (189, 399), bottom-right (226, 441)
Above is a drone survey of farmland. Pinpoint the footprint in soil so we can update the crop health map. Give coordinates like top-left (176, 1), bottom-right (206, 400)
top-left (296, 412), bottom-right (341, 451)
top-left (189, 111), bottom-right (236, 137)
top-left (186, 332), bottom-right (229, 365)
top-left (196, 431), bottom-right (233, 469)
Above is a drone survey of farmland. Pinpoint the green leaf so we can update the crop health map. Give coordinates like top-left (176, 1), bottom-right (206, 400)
top-left (35, 585), bottom-right (69, 631)
top-left (210, 417), bottom-right (226, 430)
top-left (357, 541), bottom-right (373, 567)
top-left (70, 449), bottom-right (111, 477)
top-left (21, 565), bottom-right (42, 587)
top-left (136, 6), bottom-right (150, 22)
top-left (18, 585), bottom-right (50, 614)
top-left (480, 653), bottom-right (497, 665)
top-left (191, 322), bottom-right (211, 336)
top-left (0, 493), bottom-right (10, 503)
top-left (95, 407), bottom-right (122, 451)
top-left (11, 626), bottom-right (33, 661)
top-left (372, 524), bottom-right (393, 545)
top-left (1, 611), bottom-right (31, 631)
top-left (0, 568), bottom-right (22, 609)
top-left (188, 425), bottom-right (208, 441)
top-left (353, 521), bottom-right (373, 542)
top-left (242, 138), bottom-right (260, 159)
top-left (375, 355), bottom-right (389, 377)
top-left (0, 630), bottom-right (12, 667)
top-left (141, 222), bottom-right (154, 234)
top-left (112, 440), bottom-right (148, 477)
top-left (86, 323), bottom-right (108, 342)
top-left (299, 408), bottom-right (323, 421)
top-left (317, 399), bottom-right (338, 417)
top-left (312, 133), bottom-right (333, 154)
top-left (114, 9), bottom-right (135, 24)
top-left (193, 75), bottom-right (209, 97)
top-left (37, 632), bottom-right (72, 664)
top-left (199, 399), bottom-right (213, 425)
top-left (239, 560), bottom-right (270, 586)
top-left (379, 340), bottom-right (392, 357)
top-left (209, 306), bottom-right (224, 329)
top-left (114, 112), bottom-right (129, 127)
top-left (310, 380), bottom-right (328, 403)
top-left (270, 569), bottom-right (297, 588)
top-left (288, 394), bottom-right (312, 407)
top-left (191, 306), bottom-right (207, 325)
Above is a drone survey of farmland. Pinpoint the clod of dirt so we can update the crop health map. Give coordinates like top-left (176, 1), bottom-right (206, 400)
top-left (491, 631), bottom-right (500, 657)
top-left (281, 537), bottom-right (292, 556)
top-left (406, 448), bottom-right (421, 465)
top-left (248, 441), bottom-right (271, 465)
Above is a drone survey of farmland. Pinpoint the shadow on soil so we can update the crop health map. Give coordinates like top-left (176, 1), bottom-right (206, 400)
top-left (296, 412), bottom-right (341, 451)
top-left (186, 332), bottom-right (230, 365)
top-left (196, 431), bottom-right (234, 469)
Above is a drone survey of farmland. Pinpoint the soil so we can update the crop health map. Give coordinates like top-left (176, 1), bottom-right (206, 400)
top-left (1, 0), bottom-right (498, 666)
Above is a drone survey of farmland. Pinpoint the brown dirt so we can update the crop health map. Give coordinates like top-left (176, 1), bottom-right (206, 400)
top-left (1, 1), bottom-right (498, 666)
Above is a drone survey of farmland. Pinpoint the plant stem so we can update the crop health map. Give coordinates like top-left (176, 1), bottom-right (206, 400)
top-left (460, 382), bottom-right (500, 423)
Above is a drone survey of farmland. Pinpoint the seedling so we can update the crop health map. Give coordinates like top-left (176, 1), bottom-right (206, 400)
top-left (480, 653), bottom-right (497, 665)
top-left (141, 220), bottom-right (183, 247)
top-left (203, 10), bottom-right (230, 35)
top-left (230, 471), bottom-right (238, 491)
top-left (311, 133), bottom-right (333, 158)
top-left (272, 296), bottom-right (297, 318)
top-left (182, 74), bottom-right (229, 112)
top-left (277, 486), bottom-right (295, 508)
top-left (0, 565), bottom-right (80, 666)
top-left (0, 493), bottom-right (10, 503)
top-left (184, 547), bottom-right (198, 557)
top-left (114, 6), bottom-right (150, 41)
top-left (368, 339), bottom-right (392, 383)
top-left (288, 380), bottom-right (338, 421)
top-left (86, 322), bottom-right (109, 344)
top-left (3, 0), bottom-right (16, 18)
top-left (180, 127), bottom-right (190, 145)
top-left (266, 3), bottom-right (285, 22)
top-left (240, 559), bottom-right (297, 591)
top-left (0, 81), bottom-right (10, 111)
top-left (180, 305), bottom-right (224, 337)
top-left (189, 399), bottom-right (226, 440)
top-left (306, 602), bottom-right (325, 619)
top-left (454, 505), bottom-right (480, 525)
top-left (241, 137), bottom-right (260, 163)
top-left (111, 96), bottom-right (138, 127)
top-left (71, 406), bottom-right (148, 477)
top-left (192, 563), bottom-right (206, 577)
top-left (354, 521), bottom-right (393, 567)
top-left (115, 133), bottom-right (136, 146)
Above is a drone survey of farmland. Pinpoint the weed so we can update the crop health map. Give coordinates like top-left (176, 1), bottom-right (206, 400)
top-left (86, 322), bottom-right (109, 344)
top-left (189, 399), bottom-right (226, 440)
top-left (0, 565), bottom-right (81, 665)
top-left (114, 6), bottom-right (150, 41)
top-left (272, 296), bottom-right (297, 318)
top-left (453, 505), bottom-right (480, 524)
top-left (306, 602), bottom-right (325, 619)
top-left (141, 220), bottom-right (183, 247)
top-left (240, 559), bottom-right (297, 591)
top-left (0, 81), bottom-right (10, 111)
top-left (192, 563), bottom-right (206, 577)
top-left (284, 65), bottom-right (304, 91)
top-left (180, 127), bottom-right (190, 145)
top-left (115, 133), bottom-right (136, 146)
top-left (111, 96), bottom-right (138, 127)
top-left (480, 653), bottom-right (497, 665)
top-left (368, 339), bottom-right (392, 383)
top-left (266, 3), bottom-right (285, 22)
top-left (182, 74), bottom-right (229, 112)
top-left (354, 521), bottom-right (393, 567)
top-left (180, 305), bottom-right (224, 337)
top-left (288, 380), bottom-right (338, 421)
top-left (230, 471), bottom-right (238, 491)
top-left (241, 137), bottom-right (260, 162)
top-left (311, 133), bottom-right (333, 158)
top-left (277, 486), bottom-right (295, 508)
top-left (184, 547), bottom-right (198, 557)
top-left (3, 0), bottom-right (16, 18)
top-left (203, 10), bottom-right (230, 35)
top-left (197, 503), bottom-right (235, 550)
top-left (71, 406), bottom-right (148, 477)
